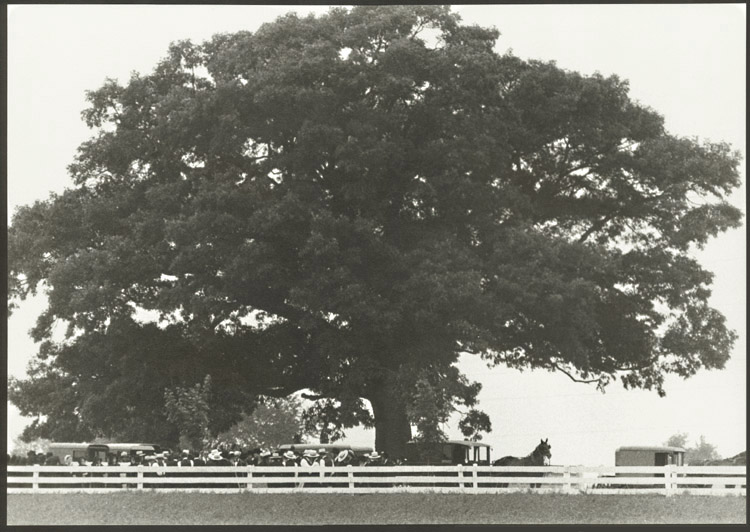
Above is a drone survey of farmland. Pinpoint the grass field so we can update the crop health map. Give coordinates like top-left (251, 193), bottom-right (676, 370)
top-left (7, 492), bottom-right (746, 525)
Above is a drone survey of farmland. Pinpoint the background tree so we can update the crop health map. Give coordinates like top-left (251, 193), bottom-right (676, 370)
top-left (665, 432), bottom-right (721, 464)
top-left (688, 435), bottom-right (721, 464)
top-left (163, 374), bottom-right (213, 451)
top-left (8, 319), bottom-right (252, 447)
top-left (214, 396), bottom-right (313, 450)
top-left (10, 436), bottom-right (51, 458)
top-left (8, 5), bottom-right (742, 458)
top-left (665, 432), bottom-right (690, 449)
top-left (458, 410), bottom-right (492, 442)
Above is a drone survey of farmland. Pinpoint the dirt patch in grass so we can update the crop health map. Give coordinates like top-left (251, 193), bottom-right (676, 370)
top-left (7, 492), bottom-right (746, 525)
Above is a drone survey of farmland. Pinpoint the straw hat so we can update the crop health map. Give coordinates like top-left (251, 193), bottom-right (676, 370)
top-left (208, 449), bottom-right (223, 461)
top-left (335, 450), bottom-right (350, 462)
top-left (365, 451), bottom-right (381, 460)
top-left (303, 449), bottom-right (319, 458)
top-left (282, 450), bottom-right (297, 460)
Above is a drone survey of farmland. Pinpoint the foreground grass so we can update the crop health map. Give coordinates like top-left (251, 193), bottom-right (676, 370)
top-left (7, 492), bottom-right (745, 525)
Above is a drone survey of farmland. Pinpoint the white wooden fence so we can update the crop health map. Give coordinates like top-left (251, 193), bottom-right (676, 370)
top-left (7, 464), bottom-right (746, 496)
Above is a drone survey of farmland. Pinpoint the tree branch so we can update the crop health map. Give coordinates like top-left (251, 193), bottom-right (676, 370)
top-left (552, 363), bottom-right (602, 384)
top-left (578, 213), bottom-right (615, 243)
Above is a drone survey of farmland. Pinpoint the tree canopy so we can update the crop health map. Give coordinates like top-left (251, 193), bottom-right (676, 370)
top-left (8, 5), bottom-right (742, 457)
top-left (215, 396), bottom-right (313, 451)
top-left (665, 432), bottom-right (721, 464)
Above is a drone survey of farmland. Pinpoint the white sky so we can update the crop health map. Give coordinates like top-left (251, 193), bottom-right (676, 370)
top-left (6, 4), bottom-right (746, 466)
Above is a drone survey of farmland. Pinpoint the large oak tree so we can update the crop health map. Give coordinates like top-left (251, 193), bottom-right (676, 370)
top-left (8, 6), bottom-right (742, 457)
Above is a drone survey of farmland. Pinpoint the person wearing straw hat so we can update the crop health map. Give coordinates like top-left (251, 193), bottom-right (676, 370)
top-left (132, 450), bottom-right (144, 466)
top-left (145, 452), bottom-right (166, 488)
top-left (273, 450), bottom-right (296, 488)
top-left (208, 449), bottom-right (229, 466)
top-left (152, 452), bottom-right (168, 481)
top-left (317, 448), bottom-right (334, 487)
top-left (115, 451), bottom-right (133, 489)
top-left (297, 449), bottom-right (319, 488)
top-left (300, 449), bottom-right (319, 467)
top-left (118, 451), bottom-right (132, 466)
top-left (257, 449), bottom-right (272, 466)
top-left (318, 448), bottom-right (333, 468)
top-left (334, 449), bottom-right (353, 466)
top-left (281, 450), bottom-right (298, 467)
top-left (363, 451), bottom-right (382, 466)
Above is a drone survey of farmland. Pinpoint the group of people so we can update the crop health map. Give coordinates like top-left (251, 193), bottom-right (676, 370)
top-left (259, 448), bottom-right (395, 467)
top-left (8, 447), bottom-right (397, 468)
top-left (7, 447), bottom-right (404, 490)
top-left (7, 451), bottom-right (61, 466)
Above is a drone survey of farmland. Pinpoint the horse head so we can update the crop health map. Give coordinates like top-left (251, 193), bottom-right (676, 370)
top-left (534, 438), bottom-right (551, 466)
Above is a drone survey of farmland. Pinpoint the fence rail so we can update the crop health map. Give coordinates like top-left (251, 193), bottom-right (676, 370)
top-left (7, 465), bottom-right (746, 496)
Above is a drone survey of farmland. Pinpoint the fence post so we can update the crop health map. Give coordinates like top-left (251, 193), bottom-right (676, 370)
top-left (347, 465), bottom-right (354, 489)
top-left (664, 465), bottom-right (674, 497)
top-left (137, 468), bottom-right (143, 490)
top-left (247, 468), bottom-right (252, 490)
top-left (563, 465), bottom-right (571, 494)
top-left (472, 462), bottom-right (478, 490)
top-left (32, 466), bottom-right (39, 491)
top-left (457, 464), bottom-right (464, 490)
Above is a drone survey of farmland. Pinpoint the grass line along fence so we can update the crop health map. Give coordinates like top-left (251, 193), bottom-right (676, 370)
top-left (7, 464), bottom-right (746, 496)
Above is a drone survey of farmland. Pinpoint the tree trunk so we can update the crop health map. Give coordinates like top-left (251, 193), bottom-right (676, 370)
top-left (368, 383), bottom-right (412, 460)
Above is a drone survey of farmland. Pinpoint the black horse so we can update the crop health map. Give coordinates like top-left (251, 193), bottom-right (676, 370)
top-left (492, 438), bottom-right (551, 488)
